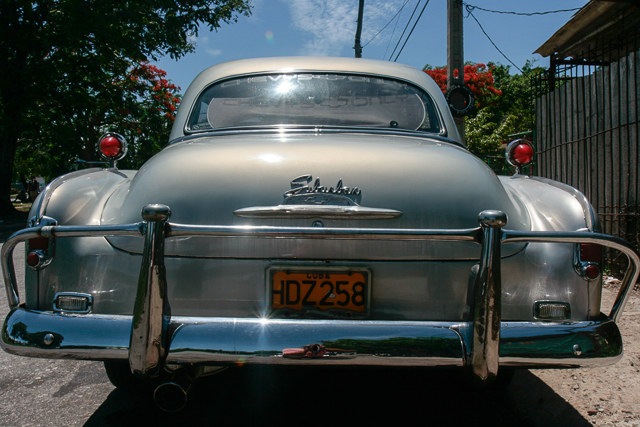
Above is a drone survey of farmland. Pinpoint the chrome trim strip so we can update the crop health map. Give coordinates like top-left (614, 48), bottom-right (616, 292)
top-left (181, 70), bottom-right (447, 139)
top-left (501, 230), bottom-right (640, 323)
top-left (233, 205), bottom-right (403, 219)
top-left (1, 308), bottom-right (622, 368)
top-left (171, 127), bottom-right (462, 148)
top-left (166, 224), bottom-right (481, 241)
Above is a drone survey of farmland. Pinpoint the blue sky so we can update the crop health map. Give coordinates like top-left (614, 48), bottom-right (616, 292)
top-left (155, 0), bottom-right (588, 93)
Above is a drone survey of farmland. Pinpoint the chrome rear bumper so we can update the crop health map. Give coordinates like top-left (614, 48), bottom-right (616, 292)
top-left (2, 205), bottom-right (639, 383)
top-left (1, 307), bottom-right (623, 368)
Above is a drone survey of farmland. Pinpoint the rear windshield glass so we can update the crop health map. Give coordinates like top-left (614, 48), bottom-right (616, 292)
top-left (187, 73), bottom-right (441, 133)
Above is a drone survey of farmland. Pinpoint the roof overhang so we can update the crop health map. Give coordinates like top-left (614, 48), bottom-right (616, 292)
top-left (534, 1), bottom-right (640, 61)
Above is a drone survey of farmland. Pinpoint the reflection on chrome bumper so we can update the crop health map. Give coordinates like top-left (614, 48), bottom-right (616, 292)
top-left (1, 307), bottom-right (622, 368)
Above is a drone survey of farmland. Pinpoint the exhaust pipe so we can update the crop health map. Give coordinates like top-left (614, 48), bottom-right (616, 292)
top-left (153, 367), bottom-right (202, 412)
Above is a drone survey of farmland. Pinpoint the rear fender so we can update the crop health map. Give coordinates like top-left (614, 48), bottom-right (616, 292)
top-left (500, 175), bottom-right (602, 319)
top-left (30, 168), bottom-right (136, 226)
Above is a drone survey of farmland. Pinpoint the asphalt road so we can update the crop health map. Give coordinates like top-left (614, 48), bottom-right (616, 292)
top-left (0, 240), bottom-right (597, 427)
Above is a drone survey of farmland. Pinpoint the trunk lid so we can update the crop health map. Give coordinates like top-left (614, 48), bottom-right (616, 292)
top-left (102, 132), bottom-right (529, 259)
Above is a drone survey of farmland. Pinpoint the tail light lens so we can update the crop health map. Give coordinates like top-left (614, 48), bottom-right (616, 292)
top-left (534, 301), bottom-right (571, 320)
top-left (506, 139), bottom-right (535, 169)
top-left (577, 243), bottom-right (602, 280)
top-left (579, 243), bottom-right (602, 262)
top-left (98, 133), bottom-right (128, 161)
top-left (26, 251), bottom-right (44, 268)
top-left (28, 237), bottom-right (49, 251)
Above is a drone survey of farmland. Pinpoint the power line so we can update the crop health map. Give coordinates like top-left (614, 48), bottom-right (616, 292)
top-left (363, 0), bottom-right (411, 48)
top-left (383, 3), bottom-right (404, 59)
top-left (464, 4), bottom-right (523, 73)
top-left (388, 0), bottom-right (422, 61)
top-left (463, 2), bottom-right (582, 16)
top-left (393, 0), bottom-right (430, 62)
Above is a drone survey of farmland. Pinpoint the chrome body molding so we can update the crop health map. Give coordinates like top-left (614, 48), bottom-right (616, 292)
top-left (0, 307), bottom-right (622, 368)
top-left (233, 204), bottom-right (403, 220)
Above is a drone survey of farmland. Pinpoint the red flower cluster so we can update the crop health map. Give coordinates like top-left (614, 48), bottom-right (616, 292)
top-left (128, 62), bottom-right (181, 122)
top-left (424, 64), bottom-right (501, 109)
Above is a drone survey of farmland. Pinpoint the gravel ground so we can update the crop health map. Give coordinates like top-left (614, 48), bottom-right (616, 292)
top-left (516, 281), bottom-right (640, 427)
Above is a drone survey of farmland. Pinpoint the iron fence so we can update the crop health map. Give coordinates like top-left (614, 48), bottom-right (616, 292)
top-left (534, 29), bottom-right (640, 277)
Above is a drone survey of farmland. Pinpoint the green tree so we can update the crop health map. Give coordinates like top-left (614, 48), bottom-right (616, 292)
top-left (0, 0), bottom-right (251, 218)
top-left (14, 61), bottom-right (181, 185)
top-left (465, 61), bottom-right (545, 153)
top-left (423, 61), bottom-right (545, 154)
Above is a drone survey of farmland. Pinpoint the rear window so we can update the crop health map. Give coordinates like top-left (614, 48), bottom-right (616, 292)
top-left (187, 73), bottom-right (441, 133)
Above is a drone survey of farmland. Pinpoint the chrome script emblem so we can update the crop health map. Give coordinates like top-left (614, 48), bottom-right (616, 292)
top-left (233, 174), bottom-right (402, 219)
top-left (284, 174), bottom-right (361, 198)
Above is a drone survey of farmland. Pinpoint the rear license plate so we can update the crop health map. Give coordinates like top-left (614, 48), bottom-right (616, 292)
top-left (269, 268), bottom-right (370, 316)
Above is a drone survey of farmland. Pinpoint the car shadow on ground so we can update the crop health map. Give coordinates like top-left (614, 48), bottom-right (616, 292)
top-left (84, 366), bottom-right (591, 427)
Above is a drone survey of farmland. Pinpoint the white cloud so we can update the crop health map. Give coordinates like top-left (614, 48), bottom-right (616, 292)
top-left (206, 48), bottom-right (223, 56)
top-left (281, 0), bottom-right (407, 56)
top-left (246, 0), bottom-right (265, 22)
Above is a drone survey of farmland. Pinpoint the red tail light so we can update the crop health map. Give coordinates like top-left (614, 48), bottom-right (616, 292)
top-left (26, 251), bottom-right (44, 268)
top-left (585, 265), bottom-right (601, 279)
top-left (580, 243), bottom-right (602, 262)
top-left (28, 237), bottom-right (49, 251)
top-left (506, 139), bottom-right (535, 169)
top-left (98, 133), bottom-right (128, 161)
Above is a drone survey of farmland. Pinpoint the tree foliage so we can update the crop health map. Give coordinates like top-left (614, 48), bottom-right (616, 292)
top-left (0, 0), bottom-right (251, 217)
top-left (465, 61), bottom-right (544, 153)
top-left (14, 61), bottom-right (181, 182)
top-left (424, 63), bottom-right (502, 109)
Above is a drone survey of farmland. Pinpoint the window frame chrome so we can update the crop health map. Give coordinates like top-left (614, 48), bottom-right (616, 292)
top-left (181, 70), bottom-right (449, 140)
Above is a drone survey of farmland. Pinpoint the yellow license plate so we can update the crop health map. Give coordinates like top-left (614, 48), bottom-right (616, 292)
top-left (270, 269), bottom-right (370, 314)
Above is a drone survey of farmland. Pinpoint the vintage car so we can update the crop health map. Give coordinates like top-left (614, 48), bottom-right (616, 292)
top-left (2, 57), bottom-right (639, 411)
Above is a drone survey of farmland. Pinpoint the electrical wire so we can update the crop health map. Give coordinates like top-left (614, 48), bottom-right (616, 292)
top-left (465, 4), bottom-right (523, 73)
top-left (383, 4), bottom-right (403, 59)
top-left (388, 0), bottom-right (422, 61)
top-left (363, 0), bottom-right (411, 48)
top-left (463, 2), bottom-right (582, 16)
top-left (393, 0), bottom-right (430, 62)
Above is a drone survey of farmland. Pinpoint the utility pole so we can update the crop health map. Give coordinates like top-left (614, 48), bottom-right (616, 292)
top-left (447, 0), bottom-right (465, 141)
top-left (354, 0), bottom-right (364, 58)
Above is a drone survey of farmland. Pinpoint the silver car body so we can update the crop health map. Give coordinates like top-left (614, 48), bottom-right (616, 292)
top-left (2, 57), bottom-right (639, 385)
